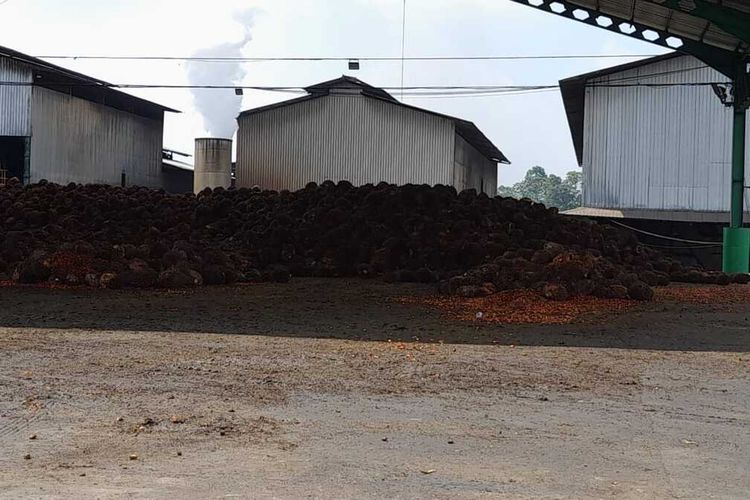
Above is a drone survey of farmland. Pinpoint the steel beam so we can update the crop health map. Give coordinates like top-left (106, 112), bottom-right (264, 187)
top-left (505, 0), bottom-right (740, 76)
top-left (718, 61), bottom-right (748, 273)
top-left (731, 108), bottom-right (747, 228)
top-left (643, 0), bottom-right (750, 45)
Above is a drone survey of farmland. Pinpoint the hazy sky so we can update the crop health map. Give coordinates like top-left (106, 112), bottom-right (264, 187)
top-left (0, 0), bottom-right (668, 184)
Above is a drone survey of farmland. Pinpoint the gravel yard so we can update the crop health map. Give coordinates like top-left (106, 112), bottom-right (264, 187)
top-left (1, 279), bottom-right (749, 499)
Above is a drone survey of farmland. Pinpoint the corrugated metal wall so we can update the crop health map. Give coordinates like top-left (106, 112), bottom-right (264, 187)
top-left (453, 133), bottom-right (497, 195)
top-left (236, 94), bottom-right (456, 191)
top-left (583, 54), bottom-right (750, 213)
top-left (30, 86), bottom-right (163, 187)
top-left (0, 58), bottom-right (32, 136)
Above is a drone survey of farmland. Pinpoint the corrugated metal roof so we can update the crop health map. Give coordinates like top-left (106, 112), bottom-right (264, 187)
top-left (560, 0), bottom-right (750, 54)
top-left (305, 75), bottom-right (398, 102)
top-left (163, 158), bottom-right (194, 172)
top-left (162, 149), bottom-right (194, 171)
top-left (238, 95), bottom-right (319, 118)
top-left (509, 0), bottom-right (750, 79)
top-left (238, 77), bottom-right (509, 164)
top-left (363, 94), bottom-right (509, 164)
top-left (564, 0), bottom-right (750, 53)
top-left (0, 45), bottom-right (179, 119)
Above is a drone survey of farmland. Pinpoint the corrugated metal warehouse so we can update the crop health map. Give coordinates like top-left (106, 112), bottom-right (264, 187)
top-left (560, 53), bottom-right (750, 223)
top-left (0, 45), bottom-right (178, 188)
top-left (236, 76), bottom-right (508, 195)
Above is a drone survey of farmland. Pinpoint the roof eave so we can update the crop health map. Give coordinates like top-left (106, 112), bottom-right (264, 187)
top-left (0, 44), bottom-right (179, 116)
top-left (559, 52), bottom-right (688, 167)
top-left (238, 94), bottom-right (320, 118)
top-left (237, 78), bottom-right (508, 165)
top-left (363, 94), bottom-right (507, 164)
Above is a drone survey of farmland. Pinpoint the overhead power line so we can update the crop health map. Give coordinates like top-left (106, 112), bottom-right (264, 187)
top-left (0, 59), bottom-right (730, 102)
top-left (0, 82), bottom-right (728, 91)
top-left (607, 219), bottom-right (722, 246)
top-left (589, 82), bottom-right (729, 88)
top-left (34, 53), bottom-right (665, 63)
top-left (405, 88), bottom-right (561, 99)
top-left (400, 0), bottom-right (407, 100)
top-left (598, 64), bottom-right (711, 84)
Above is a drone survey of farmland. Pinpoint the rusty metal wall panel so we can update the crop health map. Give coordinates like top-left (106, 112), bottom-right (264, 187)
top-left (30, 86), bottom-right (163, 187)
top-left (453, 133), bottom-right (498, 195)
top-left (236, 94), bottom-right (456, 191)
top-left (582, 54), bottom-right (750, 215)
top-left (0, 58), bottom-right (32, 136)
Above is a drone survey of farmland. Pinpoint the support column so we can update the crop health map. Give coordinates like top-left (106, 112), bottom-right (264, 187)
top-left (723, 106), bottom-right (749, 273)
top-left (23, 136), bottom-right (31, 186)
top-left (730, 108), bottom-right (746, 228)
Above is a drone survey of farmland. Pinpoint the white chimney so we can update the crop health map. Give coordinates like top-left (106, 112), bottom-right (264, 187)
top-left (194, 138), bottom-right (232, 193)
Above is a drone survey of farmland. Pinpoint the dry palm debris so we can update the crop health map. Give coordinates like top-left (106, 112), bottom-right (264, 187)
top-left (399, 290), bottom-right (636, 325)
top-left (655, 285), bottom-right (750, 304)
top-left (0, 279), bottom-right (76, 290)
top-left (46, 251), bottom-right (95, 278)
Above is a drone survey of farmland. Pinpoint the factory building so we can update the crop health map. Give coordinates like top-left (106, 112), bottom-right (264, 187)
top-left (0, 45), bottom-right (177, 188)
top-left (236, 76), bottom-right (508, 195)
top-left (161, 149), bottom-right (194, 194)
top-left (560, 53), bottom-right (750, 223)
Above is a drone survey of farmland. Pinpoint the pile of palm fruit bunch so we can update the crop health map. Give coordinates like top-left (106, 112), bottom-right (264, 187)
top-left (0, 179), bottom-right (745, 300)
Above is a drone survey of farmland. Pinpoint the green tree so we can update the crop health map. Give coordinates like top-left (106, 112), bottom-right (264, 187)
top-left (497, 167), bottom-right (581, 211)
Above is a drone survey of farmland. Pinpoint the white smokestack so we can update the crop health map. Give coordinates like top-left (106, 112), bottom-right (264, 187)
top-left (194, 138), bottom-right (232, 193)
top-left (186, 9), bottom-right (257, 139)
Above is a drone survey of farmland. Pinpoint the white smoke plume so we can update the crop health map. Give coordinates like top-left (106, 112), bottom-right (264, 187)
top-left (186, 9), bottom-right (258, 139)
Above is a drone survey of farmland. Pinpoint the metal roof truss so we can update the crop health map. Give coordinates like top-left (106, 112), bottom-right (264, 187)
top-left (508, 0), bottom-right (750, 108)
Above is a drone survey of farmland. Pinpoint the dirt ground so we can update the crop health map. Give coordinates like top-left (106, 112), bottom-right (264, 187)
top-left (0, 279), bottom-right (749, 499)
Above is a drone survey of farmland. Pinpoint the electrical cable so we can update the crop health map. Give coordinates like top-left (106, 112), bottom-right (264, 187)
top-left (595, 64), bottom-right (710, 84)
top-left (404, 89), bottom-right (560, 99)
top-left (0, 82), bottom-right (728, 92)
top-left (400, 0), bottom-right (406, 101)
top-left (606, 219), bottom-right (723, 246)
top-left (399, 86), bottom-right (557, 95)
top-left (589, 81), bottom-right (729, 88)
top-left (34, 53), bottom-right (665, 63)
top-left (1, 51), bottom-right (717, 100)
top-left (641, 243), bottom-right (723, 249)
